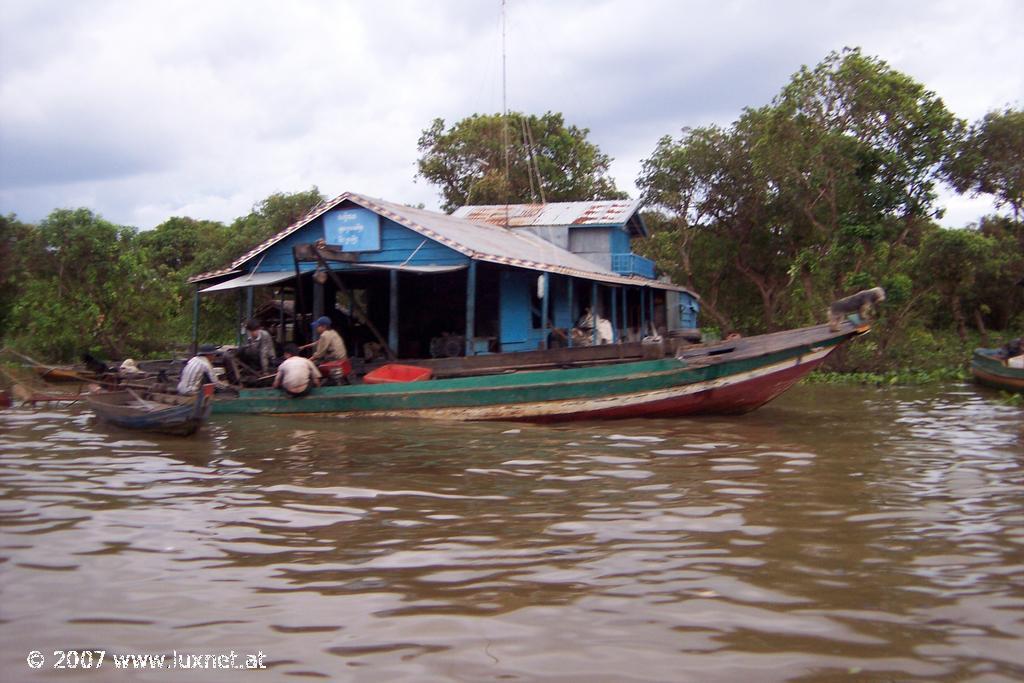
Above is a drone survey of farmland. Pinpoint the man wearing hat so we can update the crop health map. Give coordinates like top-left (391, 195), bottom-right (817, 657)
top-left (177, 345), bottom-right (230, 395)
top-left (308, 316), bottom-right (348, 364)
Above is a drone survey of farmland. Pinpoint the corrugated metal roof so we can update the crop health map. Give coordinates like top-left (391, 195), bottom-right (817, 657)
top-left (190, 192), bottom-right (691, 295)
top-left (451, 199), bottom-right (642, 228)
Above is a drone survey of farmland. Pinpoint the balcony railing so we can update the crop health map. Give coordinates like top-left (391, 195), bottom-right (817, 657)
top-left (611, 253), bottom-right (656, 279)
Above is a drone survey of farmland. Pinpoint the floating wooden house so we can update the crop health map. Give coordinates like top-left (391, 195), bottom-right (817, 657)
top-left (189, 192), bottom-right (699, 360)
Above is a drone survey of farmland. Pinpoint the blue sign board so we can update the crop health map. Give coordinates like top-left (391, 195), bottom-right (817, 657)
top-left (324, 208), bottom-right (381, 251)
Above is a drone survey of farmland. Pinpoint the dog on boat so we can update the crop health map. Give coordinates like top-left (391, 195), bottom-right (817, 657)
top-left (828, 287), bottom-right (886, 331)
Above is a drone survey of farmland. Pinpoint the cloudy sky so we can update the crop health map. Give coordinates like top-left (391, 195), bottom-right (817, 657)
top-left (1, 0), bottom-right (1021, 230)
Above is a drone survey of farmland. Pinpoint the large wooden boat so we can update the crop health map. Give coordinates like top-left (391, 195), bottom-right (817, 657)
top-left (971, 348), bottom-right (1024, 393)
top-left (86, 385), bottom-right (215, 435)
top-left (211, 322), bottom-right (868, 421)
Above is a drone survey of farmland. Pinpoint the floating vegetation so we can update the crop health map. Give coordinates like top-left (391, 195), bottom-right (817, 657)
top-left (805, 367), bottom-right (970, 386)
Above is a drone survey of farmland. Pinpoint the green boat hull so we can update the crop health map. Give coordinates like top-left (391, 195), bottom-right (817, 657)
top-left (212, 324), bottom-right (864, 421)
top-left (971, 349), bottom-right (1024, 393)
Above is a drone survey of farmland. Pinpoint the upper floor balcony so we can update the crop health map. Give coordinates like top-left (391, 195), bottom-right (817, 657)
top-left (611, 253), bottom-right (656, 279)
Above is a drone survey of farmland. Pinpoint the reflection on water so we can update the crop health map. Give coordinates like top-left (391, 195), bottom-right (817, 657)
top-left (1, 384), bottom-right (1022, 681)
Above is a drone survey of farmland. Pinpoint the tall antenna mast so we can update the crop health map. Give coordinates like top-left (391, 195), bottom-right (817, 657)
top-left (502, 0), bottom-right (510, 227)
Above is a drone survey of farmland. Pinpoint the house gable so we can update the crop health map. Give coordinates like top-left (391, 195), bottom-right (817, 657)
top-left (230, 200), bottom-right (470, 275)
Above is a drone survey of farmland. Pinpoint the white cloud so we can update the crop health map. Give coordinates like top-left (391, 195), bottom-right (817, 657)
top-left (1, 0), bottom-right (1020, 229)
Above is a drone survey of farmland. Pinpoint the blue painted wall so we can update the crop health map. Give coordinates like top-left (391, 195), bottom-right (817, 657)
top-left (498, 273), bottom-right (591, 351)
top-left (248, 208), bottom-right (469, 274)
top-left (499, 270), bottom-right (533, 352)
top-left (610, 226), bottom-right (631, 255)
top-left (680, 293), bottom-right (700, 328)
top-left (549, 276), bottom-right (574, 329)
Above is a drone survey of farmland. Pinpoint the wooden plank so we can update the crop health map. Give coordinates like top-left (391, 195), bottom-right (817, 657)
top-left (407, 340), bottom-right (663, 378)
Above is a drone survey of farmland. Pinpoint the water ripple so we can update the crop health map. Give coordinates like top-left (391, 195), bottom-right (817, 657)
top-left (0, 384), bottom-right (1022, 680)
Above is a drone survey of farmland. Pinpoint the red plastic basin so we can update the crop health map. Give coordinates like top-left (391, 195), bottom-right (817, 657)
top-left (363, 364), bottom-right (433, 384)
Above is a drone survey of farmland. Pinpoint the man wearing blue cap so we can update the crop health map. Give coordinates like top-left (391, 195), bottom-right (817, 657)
top-left (309, 316), bottom-right (348, 364)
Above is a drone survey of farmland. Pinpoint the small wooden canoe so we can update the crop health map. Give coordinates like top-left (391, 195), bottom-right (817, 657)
top-left (86, 385), bottom-right (214, 436)
top-left (971, 348), bottom-right (1024, 393)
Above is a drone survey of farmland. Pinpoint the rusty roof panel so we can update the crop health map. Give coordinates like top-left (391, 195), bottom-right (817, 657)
top-left (451, 199), bottom-right (642, 228)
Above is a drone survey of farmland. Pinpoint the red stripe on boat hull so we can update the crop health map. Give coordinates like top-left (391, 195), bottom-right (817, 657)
top-left (521, 355), bottom-right (827, 422)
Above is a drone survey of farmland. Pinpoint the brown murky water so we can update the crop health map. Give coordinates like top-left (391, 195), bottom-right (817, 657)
top-left (1, 383), bottom-right (1022, 681)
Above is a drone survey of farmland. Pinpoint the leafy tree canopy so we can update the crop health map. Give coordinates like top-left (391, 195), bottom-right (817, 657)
top-left (943, 107), bottom-right (1024, 224)
top-left (638, 48), bottom-right (962, 331)
top-left (417, 111), bottom-right (626, 212)
top-left (8, 209), bottom-right (178, 360)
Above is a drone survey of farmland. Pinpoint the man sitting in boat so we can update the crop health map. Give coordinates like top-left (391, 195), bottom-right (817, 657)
top-left (307, 316), bottom-right (348, 364)
top-left (272, 344), bottom-right (322, 397)
top-left (998, 337), bottom-right (1024, 368)
top-left (177, 345), bottom-right (230, 395)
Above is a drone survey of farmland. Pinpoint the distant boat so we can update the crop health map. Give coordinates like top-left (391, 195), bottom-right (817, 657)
top-left (35, 366), bottom-right (98, 383)
top-left (86, 385), bottom-right (214, 436)
top-left (971, 348), bottom-right (1024, 394)
top-left (211, 322), bottom-right (868, 421)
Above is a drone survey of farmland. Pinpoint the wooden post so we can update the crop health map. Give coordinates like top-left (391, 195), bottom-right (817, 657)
top-left (620, 287), bottom-right (627, 341)
top-left (190, 286), bottom-right (200, 356)
top-left (389, 269), bottom-right (399, 356)
top-left (292, 250), bottom-right (306, 345)
top-left (591, 281), bottom-right (598, 346)
top-left (638, 288), bottom-right (644, 335)
top-left (541, 272), bottom-right (550, 350)
top-left (245, 286), bottom-right (254, 323)
top-left (567, 277), bottom-right (574, 348)
top-left (278, 288), bottom-right (286, 344)
top-left (465, 260), bottom-right (477, 356)
top-left (611, 285), bottom-right (618, 343)
top-left (648, 287), bottom-right (655, 335)
top-left (236, 289), bottom-right (245, 346)
top-left (313, 280), bottom-right (324, 319)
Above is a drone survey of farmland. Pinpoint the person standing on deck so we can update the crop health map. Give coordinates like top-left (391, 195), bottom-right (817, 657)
top-left (177, 345), bottom-right (230, 395)
top-left (307, 316), bottom-right (348, 363)
top-left (273, 344), bottom-right (322, 397)
top-left (239, 319), bottom-right (276, 374)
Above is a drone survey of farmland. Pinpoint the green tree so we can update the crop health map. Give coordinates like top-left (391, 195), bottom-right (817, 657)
top-left (638, 48), bottom-right (960, 333)
top-left (417, 112), bottom-right (626, 212)
top-left (972, 215), bottom-right (1024, 334)
top-left (7, 209), bottom-right (178, 361)
top-left (913, 227), bottom-right (998, 342)
top-left (139, 216), bottom-right (227, 273)
top-left (140, 188), bottom-right (325, 345)
top-left (218, 187), bottom-right (325, 271)
top-left (943, 107), bottom-right (1024, 225)
top-left (0, 214), bottom-right (37, 337)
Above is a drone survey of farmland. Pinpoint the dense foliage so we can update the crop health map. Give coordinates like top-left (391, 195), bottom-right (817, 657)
top-left (1, 48), bottom-right (1020, 376)
top-left (416, 111), bottom-right (626, 212)
top-left (635, 48), bottom-right (1023, 373)
top-left (2, 189), bottom-right (323, 362)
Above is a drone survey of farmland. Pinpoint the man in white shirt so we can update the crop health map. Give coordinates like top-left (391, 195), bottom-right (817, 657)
top-left (177, 346), bottom-right (229, 395)
top-left (272, 344), bottom-right (322, 397)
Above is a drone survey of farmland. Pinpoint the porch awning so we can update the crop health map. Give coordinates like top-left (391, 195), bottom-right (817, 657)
top-left (199, 271), bottom-right (295, 293)
top-left (199, 264), bottom-right (469, 294)
top-left (355, 264), bottom-right (466, 274)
